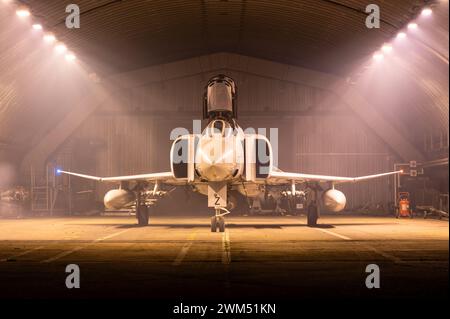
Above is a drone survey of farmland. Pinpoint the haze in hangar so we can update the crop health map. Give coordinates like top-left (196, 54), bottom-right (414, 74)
top-left (59, 74), bottom-right (401, 231)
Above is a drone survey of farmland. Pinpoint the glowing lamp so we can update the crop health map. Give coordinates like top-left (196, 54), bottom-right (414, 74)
top-left (381, 44), bottom-right (393, 53)
top-left (16, 8), bottom-right (31, 17)
top-left (408, 23), bottom-right (418, 30)
top-left (396, 32), bottom-right (407, 39)
top-left (55, 43), bottom-right (67, 53)
top-left (32, 24), bottom-right (43, 30)
top-left (421, 8), bottom-right (432, 17)
top-left (65, 53), bottom-right (77, 62)
top-left (43, 33), bottom-right (56, 43)
top-left (373, 52), bottom-right (384, 61)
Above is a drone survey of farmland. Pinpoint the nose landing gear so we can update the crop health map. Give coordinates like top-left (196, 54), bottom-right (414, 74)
top-left (211, 207), bottom-right (230, 232)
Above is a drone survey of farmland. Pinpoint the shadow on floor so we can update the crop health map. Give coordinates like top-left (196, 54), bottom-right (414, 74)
top-left (110, 223), bottom-right (337, 229)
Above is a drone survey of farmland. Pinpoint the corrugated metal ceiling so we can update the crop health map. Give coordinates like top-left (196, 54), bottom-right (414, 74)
top-left (0, 0), bottom-right (447, 161)
top-left (20, 0), bottom-right (432, 74)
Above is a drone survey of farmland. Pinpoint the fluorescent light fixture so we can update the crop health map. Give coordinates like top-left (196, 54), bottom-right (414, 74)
top-left (65, 52), bottom-right (76, 62)
top-left (421, 8), bottom-right (432, 16)
top-left (55, 43), bottom-right (67, 53)
top-left (407, 22), bottom-right (418, 30)
top-left (381, 44), bottom-right (393, 53)
top-left (373, 52), bottom-right (384, 61)
top-left (43, 33), bottom-right (56, 43)
top-left (32, 24), bottom-right (43, 30)
top-left (16, 8), bottom-right (31, 17)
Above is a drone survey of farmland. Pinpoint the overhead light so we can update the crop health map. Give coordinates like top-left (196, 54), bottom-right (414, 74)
top-left (373, 52), bottom-right (384, 61)
top-left (421, 8), bottom-right (432, 17)
top-left (396, 32), bottom-right (407, 39)
top-left (65, 52), bottom-right (76, 62)
top-left (32, 24), bottom-right (43, 30)
top-left (381, 44), bottom-right (393, 53)
top-left (408, 23), bottom-right (418, 30)
top-left (43, 33), bottom-right (56, 43)
top-left (16, 8), bottom-right (31, 17)
top-left (55, 43), bottom-right (67, 53)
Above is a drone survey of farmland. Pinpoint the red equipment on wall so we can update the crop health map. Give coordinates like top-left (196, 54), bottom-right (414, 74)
top-left (397, 192), bottom-right (413, 218)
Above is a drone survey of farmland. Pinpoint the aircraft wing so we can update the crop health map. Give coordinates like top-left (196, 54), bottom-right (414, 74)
top-left (57, 170), bottom-right (185, 185)
top-left (266, 169), bottom-right (402, 185)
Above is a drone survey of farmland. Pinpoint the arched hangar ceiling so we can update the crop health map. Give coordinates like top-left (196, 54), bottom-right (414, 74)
top-left (20, 0), bottom-right (436, 75)
top-left (0, 0), bottom-right (448, 165)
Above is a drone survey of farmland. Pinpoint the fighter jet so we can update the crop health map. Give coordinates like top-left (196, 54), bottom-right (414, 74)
top-left (59, 75), bottom-right (402, 231)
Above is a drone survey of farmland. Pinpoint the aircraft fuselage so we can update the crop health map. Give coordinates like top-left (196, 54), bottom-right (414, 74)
top-left (194, 119), bottom-right (245, 182)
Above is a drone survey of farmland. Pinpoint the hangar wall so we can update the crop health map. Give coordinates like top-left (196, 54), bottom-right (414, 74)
top-left (55, 70), bottom-right (396, 210)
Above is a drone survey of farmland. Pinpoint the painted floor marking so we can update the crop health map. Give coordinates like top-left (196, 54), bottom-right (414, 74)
top-left (40, 228), bottom-right (131, 263)
top-left (314, 227), bottom-right (403, 263)
top-left (222, 230), bottom-right (231, 264)
top-left (315, 228), bottom-right (352, 240)
top-left (0, 245), bottom-right (47, 262)
top-left (172, 231), bottom-right (197, 266)
top-left (361, 244), bottom-right (403, 263)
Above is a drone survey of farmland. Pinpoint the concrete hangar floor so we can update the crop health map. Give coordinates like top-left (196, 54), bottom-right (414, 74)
top-left (0, 214), bottom-right (447, 301)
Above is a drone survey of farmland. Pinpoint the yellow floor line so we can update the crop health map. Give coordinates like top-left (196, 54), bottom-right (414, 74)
top-left (222, 229), bottom-right (231, 264)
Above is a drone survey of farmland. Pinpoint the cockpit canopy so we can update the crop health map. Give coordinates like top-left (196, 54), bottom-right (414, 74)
top-left (203, 75), bottom-right (237, 119)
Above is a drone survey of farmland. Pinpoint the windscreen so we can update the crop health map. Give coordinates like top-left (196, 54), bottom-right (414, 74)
top-left (207, 81), bottom-right (233, 113)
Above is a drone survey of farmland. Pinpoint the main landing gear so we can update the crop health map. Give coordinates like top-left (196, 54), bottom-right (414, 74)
top-left (291, 181), bottom-right (320, 227)
top-left (211, 207), bottom-right (230, 232)
top-left (307, 201), bottom-right (319, 227)
top-left (135, 186), bottom-right (149, 226)
top-left (137, 203), bottom-right (149, 226)
top-left (134, 181), bottom-right (166, 227)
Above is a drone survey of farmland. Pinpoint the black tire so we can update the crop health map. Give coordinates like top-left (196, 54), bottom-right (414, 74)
top-left (137, 205), bottom-right (149, 226)
top-left (307, 204), bottom-right (318, 227)
top-left (217, 216), bottom-right (225, 232)
top-left (211, 216), bottom-right (218, 232)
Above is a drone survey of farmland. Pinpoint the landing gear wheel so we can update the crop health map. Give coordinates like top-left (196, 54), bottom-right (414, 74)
top-left (307, 204), bottom-right (318, 227)
top-left (217, 216), bottom-right (225, 232)
top-left (211, 216), bottom-right (218, 232)
top-left (137, 205), bottom-right (149, 226)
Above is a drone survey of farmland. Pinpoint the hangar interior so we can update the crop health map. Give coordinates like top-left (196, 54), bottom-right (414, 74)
top-left (0, 0), bottom-right (448, 217)
top-left (0, 0), bottom-right (448, 302)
